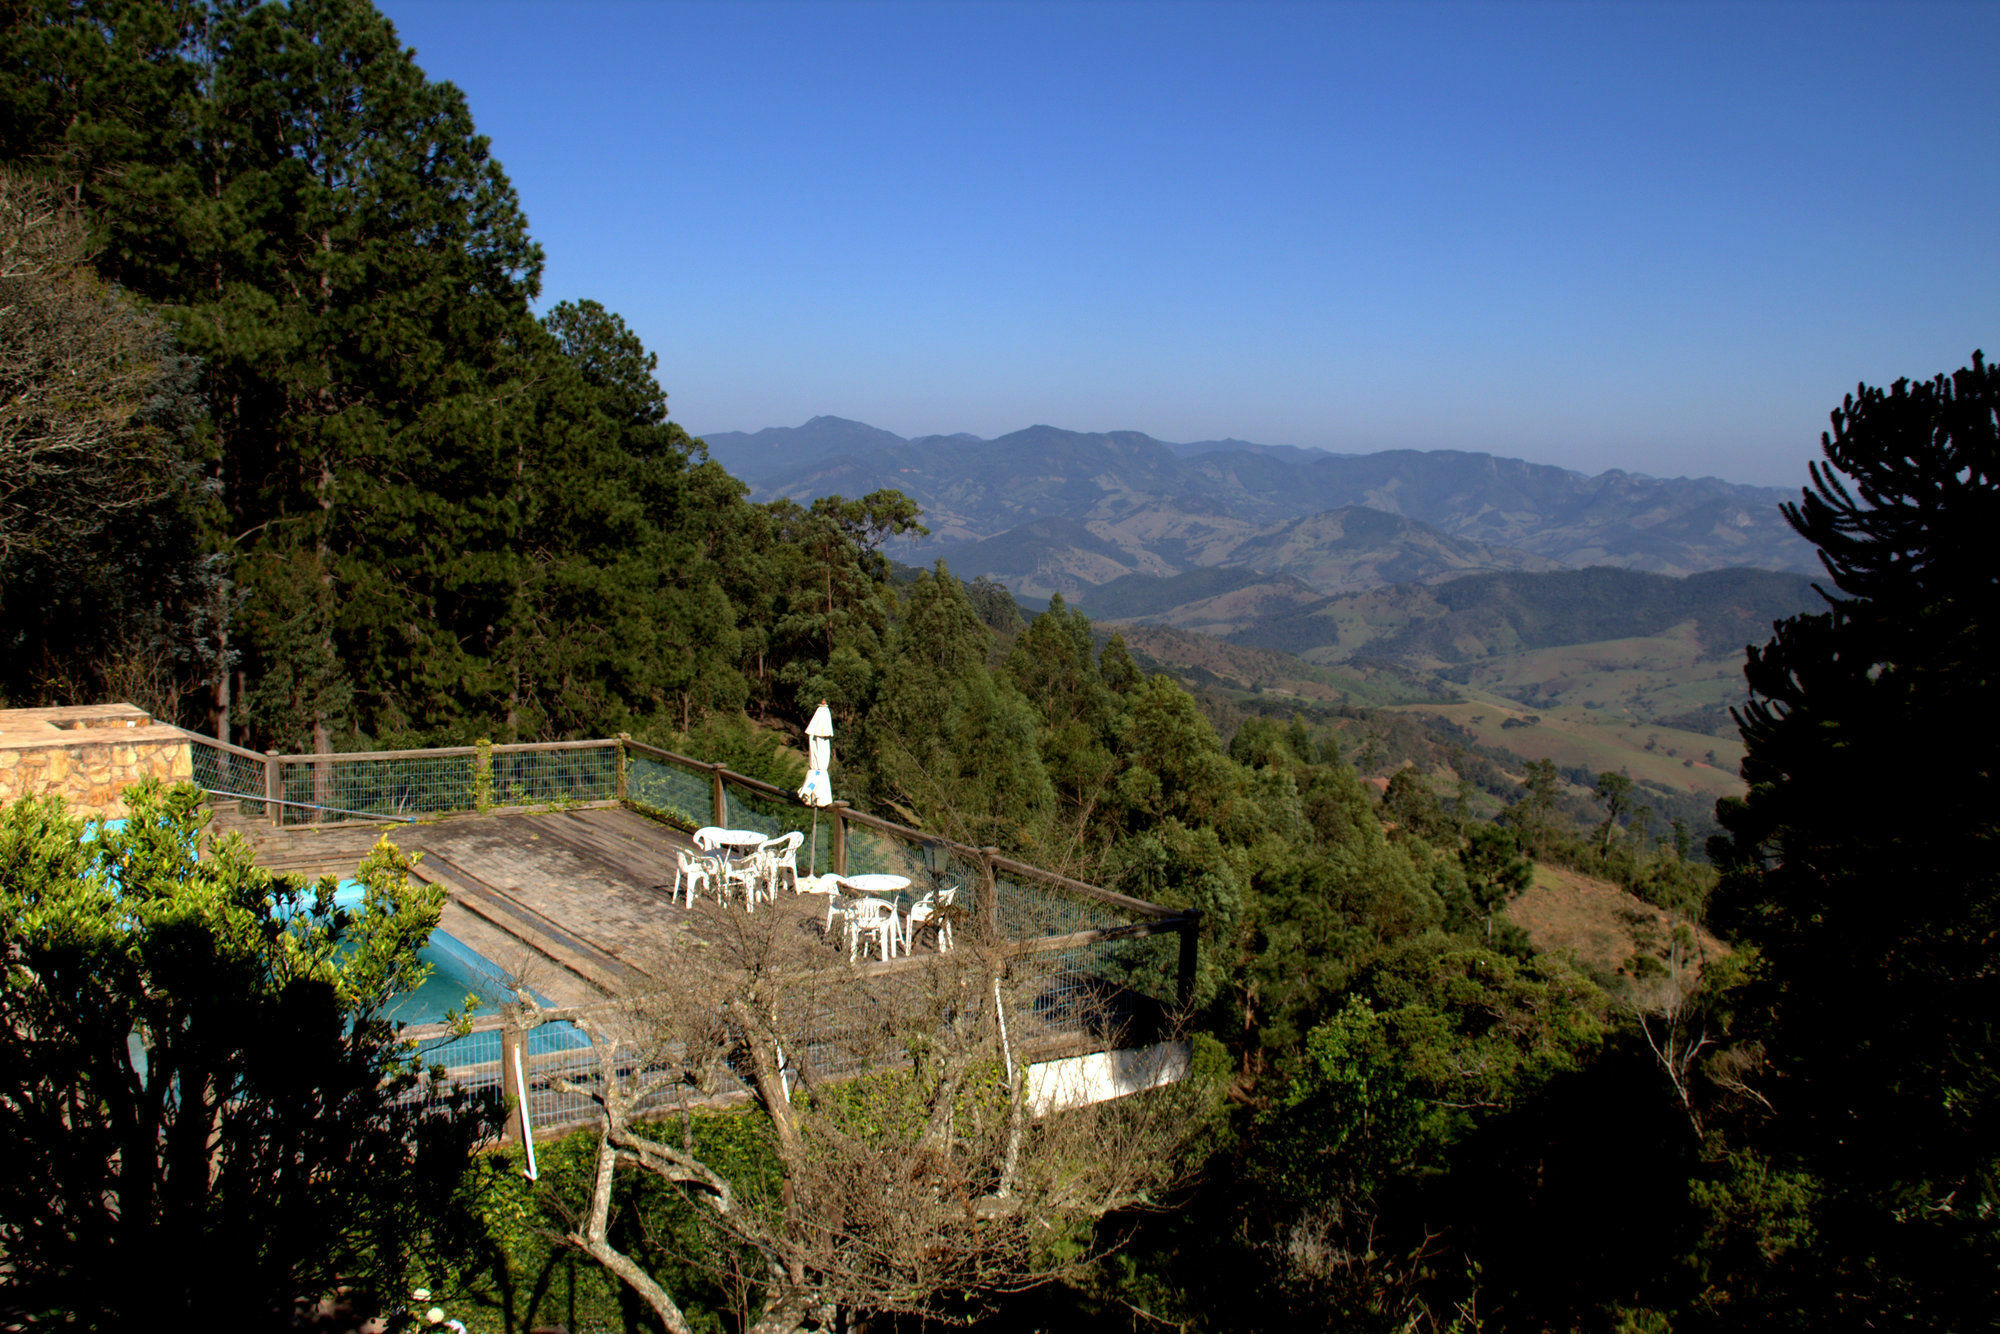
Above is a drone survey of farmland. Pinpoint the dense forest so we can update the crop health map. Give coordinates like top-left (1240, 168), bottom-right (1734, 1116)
top-left (3, 3), bottom-right (1995, 1331)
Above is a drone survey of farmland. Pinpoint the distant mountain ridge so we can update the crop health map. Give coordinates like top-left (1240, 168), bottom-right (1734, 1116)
top-left (697, 416), bottom-right (1814, 599)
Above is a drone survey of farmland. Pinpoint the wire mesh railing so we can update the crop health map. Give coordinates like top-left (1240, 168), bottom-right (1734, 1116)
top-left (626, 749), bottom-right (712, 830)
top-left (184, 735), bottom-right (270, 820)
top-left (489, 741), bottom-right (620, 809)
top-left (225, 740), bottom-right (625, 827)
top-left (278, 748), bottom-right (482, 825)
top-left (451, 919), bottom-right (1186, 1137)
top-left (717, 774), bottom-right (797, 842)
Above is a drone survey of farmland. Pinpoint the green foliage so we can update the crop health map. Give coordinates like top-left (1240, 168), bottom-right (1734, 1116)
top-left (1002, 594), bottom-right (1122, 843)
top-left (1116, 674), bottom-right (1243, 833)
top-left (1452, 825), bottom-right (1533, 939)
top-left (459, 1115), bottom-right (782, 1334)
top-left (0, 780), bottom-right (492, 1324)
top-left (1104, 820), bottom-right (1245, 1009)
top-left (1382, 764), bottom-right (1455, 843)
top-left (866, 563), bottom-right (1056, 846)
top-left (1502, 756), bottom-right (1562, 857)
top-left (965, 573), bottom-right (1028, 640)
top-left (1233, 939), bottom-right (1607, 1325)
top-left (1683, 1151), bottom-right (1821, 1317)
top-left (1, 0), bottom-right (923, 751)
top-left (1594, 769), bottom-right (1634, 852)
top-left (657, 713), bottom-right (805, 792)
top-left (500, 300), bottom-right (745, 742)
top-left (746, 490), bottom-right (925, 729)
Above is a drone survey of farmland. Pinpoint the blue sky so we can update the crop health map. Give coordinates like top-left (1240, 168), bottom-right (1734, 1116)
top-left (379, 0), bottom-right (1997, 486)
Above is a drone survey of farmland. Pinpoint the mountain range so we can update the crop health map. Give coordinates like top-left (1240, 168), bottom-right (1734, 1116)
top-left (700, 417), bottom-right (1816, 601)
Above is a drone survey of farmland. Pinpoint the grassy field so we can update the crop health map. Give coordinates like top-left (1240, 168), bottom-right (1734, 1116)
top-left (1441, 620), bottom-right (1750, 736)
top-left (1102, 611), bottom-right (1753, 807)
top-left (1387, 685), bottom-right (1746, 799)
top-left (1111, 623), bottom-right (1452, 708)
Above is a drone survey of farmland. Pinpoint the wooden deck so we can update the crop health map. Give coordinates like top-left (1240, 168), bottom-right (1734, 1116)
top-left (210, 805), bottom-right (914, 1012)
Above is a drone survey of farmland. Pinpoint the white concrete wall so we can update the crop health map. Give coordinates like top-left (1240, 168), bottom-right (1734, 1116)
top-left (1026, 1039), bottom-right (1192, 1116)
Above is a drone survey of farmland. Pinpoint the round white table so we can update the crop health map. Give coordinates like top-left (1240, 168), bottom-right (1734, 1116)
top-left (698, 830), bottom-right (775, 907)
top-left (837, 873), bottom-right (911, 896)
top-left (711, 828), bottom-right (769, 852)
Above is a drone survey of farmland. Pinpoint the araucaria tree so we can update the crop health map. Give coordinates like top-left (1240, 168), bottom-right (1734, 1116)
top-left (1708, 352), bottom-right (1999, 1323)
top-left (0, 782), bottom-right (491, 1325)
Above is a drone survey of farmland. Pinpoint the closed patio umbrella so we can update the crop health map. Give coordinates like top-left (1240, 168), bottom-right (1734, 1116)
top-left (798, 700), bottom-right (834, 874)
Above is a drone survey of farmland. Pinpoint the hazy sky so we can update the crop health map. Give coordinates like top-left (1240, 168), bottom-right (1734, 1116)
top-left (378, 0), bottom-right (1997, 487)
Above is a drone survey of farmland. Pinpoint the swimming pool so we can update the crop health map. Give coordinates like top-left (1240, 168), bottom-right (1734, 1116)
top-left (331, 879), bottom-right (587, 1062)
top-left (88, 819), bottom-right (586, 1068)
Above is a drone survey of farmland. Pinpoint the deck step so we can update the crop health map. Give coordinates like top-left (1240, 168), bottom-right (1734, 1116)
top-left (412, 854), bottom-right (641, 995)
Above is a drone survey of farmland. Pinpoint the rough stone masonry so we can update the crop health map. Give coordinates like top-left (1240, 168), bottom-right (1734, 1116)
top-left (0, 703), bottom-right (194, 820)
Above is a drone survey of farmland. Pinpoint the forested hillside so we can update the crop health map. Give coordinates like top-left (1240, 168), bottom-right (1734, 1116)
top-left (0, 0), bottom-right (923, 760)
top-left (2, 5), bottom-right (1991, 1331)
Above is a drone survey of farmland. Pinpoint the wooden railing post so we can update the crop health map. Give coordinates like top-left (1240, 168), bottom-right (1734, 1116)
top-left (980, 846), bottom-right (1001, 939)
top-left (1177, 909), bottom-right (1204, 1008)
top-left (473, 739), bottom-right (494, 814)
top-left (614, 733), bottom-right (630, 802)
top-left (710, 763), bottom-right (727, 828)
top-left (263, 751), bottom-right (282, 827)
top-left (499, 1016), bottom-right (529, 1152)
top-left (830, 801), bottom-right (849, 875)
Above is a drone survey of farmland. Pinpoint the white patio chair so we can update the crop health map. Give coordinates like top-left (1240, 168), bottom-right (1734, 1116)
top-left (723, 851), bottom-right (769, 911)
top-left (693, 826), bottom-right (726, 853)
top-left (758, 831), bottom-right (805, 894)
top-left (798, 874), bottom-right (845, 931)
top-left (834, 895), bottom-right (900, 962)
top-left (904, 885), bottom-right (958, 954)
top-left (671, 847), bottom-right (714, 908)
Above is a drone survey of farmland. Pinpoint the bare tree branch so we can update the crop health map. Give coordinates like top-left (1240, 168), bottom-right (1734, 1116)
top-left (517, 900), bottom-right (1210, 1333)
top-left (0, 167), bottom-right (182, 564)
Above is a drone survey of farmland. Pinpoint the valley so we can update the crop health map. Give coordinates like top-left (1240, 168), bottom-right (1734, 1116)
top-left (709, 419), bottom-right (1817, 817)
top-left (1069, 564), bottom-right (1814, 806)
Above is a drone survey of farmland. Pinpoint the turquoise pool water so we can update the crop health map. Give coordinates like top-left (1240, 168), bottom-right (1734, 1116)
top-left (330, 880), bottom-right (586, 1062)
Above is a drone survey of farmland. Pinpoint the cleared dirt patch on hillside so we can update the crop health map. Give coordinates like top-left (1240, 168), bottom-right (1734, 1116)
top-left (1506, 862), bottom-right (1728, 978)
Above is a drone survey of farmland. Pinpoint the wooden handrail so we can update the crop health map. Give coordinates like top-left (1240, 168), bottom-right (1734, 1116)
top-left (269, 744), bottom-right (482, 763)
top-left (989, 855), bottom-right (1180, 921)
top-left (717, 769), bottom-right (792, 801)
top-left (835, 804), bottom-right (982, 863)
top-left (489, 739), bottom-right (619, 755)
top-left (172, 727), bottom-right (267, 763)
top-left (1009, 916), bottom-right (1192, 955)
top-left (620, 738), bottom-right (711, 769)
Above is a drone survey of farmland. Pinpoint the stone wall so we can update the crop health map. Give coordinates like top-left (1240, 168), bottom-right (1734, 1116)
top-left (0, 704), bottom-right (196, 821)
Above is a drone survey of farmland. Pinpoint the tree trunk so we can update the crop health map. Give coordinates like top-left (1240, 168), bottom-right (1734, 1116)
top-left (212, 621), bottom-right (231, 744)
top-left (569, 1134), bottom-right (701, 1334)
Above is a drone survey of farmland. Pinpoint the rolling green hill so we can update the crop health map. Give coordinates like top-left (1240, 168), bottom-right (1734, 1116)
top-left (1233, 566), bottom-right (1820, 665)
